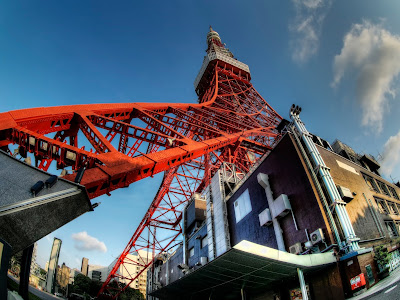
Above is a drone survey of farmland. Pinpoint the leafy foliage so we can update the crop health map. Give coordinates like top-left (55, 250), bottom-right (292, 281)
top-left (374, 245), bottom-right (391, 271)
top-left (70, 275), bottom-right (144, 300)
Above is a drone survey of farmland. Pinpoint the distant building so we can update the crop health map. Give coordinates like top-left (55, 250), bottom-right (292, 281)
top-left (69, 268), bottom-right (82, 285)
top-left (56, 263), bottom-right (71, 291)
top-left (109, 250), bottom-right (152, 297)
top-left (30, 242), bottom-right (40, 276)
top-left (81, 257), bottom-right (89, 276)
top-left (88, 264), bottom-right (108, 282)
top-left (45, 238), bottom-right (62, 294)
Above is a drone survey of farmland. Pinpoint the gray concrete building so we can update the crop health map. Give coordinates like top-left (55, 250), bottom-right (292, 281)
top-left (45, 237), bottom-right (62, 294)
top-left (81, 257), bottom-right (89, 276)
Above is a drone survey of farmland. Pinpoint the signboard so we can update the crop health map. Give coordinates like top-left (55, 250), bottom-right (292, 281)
top-left (289, 285), bottom-right (310, 300)
top-left (350, 273), bottom-right (366, 290)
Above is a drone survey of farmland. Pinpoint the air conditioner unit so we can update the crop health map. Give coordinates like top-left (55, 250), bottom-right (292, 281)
top-left (289, 242), bottom-right (302, 255)
top-left (337, 186), bottom-right (354, 202)
top-left (310, 228), bottom-right (325, 245)
top-left (259, 208), bottom-right (272, 226)
top-left (195, 257), bottom-right (208, 267)
top-left (272, 194), bottom-right (292, 219)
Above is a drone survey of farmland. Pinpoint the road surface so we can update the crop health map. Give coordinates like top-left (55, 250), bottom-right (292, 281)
top-left (8, 275), bottom-right (62, 300)
top-left (363, 281), bottom-right (400, 300)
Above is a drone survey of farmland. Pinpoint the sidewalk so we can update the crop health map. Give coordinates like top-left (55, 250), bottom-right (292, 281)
top-left (349, 267), bottom-right (400, 300)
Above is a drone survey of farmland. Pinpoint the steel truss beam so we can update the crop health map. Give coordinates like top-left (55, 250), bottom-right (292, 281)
top-left (0, 58), bottom-right (282, 299)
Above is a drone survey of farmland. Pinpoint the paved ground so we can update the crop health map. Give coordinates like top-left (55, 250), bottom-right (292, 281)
top-left (8, 275), bottom-right (62, 300)
top-left (350, 267), bottom-right (400, 300)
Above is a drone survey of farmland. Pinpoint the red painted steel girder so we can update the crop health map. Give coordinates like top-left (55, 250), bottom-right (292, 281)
top-left (0, 65), bottom-right (281, 199)
top-left (0, 28), bottom-right (283, 299)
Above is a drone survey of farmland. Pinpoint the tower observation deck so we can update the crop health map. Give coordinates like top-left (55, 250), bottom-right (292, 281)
top-left (0, 27), bottom-right (282, 299)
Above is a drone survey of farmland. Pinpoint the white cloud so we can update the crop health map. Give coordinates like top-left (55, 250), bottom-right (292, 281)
top-left (380, 130), bottom-right (400, 177)
top-left (71, 231), bottom-right (107, 253)
top-left (332, 21), bottom-right (400, 133)
top-left (289, 0), bottom-right (332, 63)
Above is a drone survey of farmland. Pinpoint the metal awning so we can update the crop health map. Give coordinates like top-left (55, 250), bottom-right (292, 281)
top-left (150, 240), bottom-right (337, 299)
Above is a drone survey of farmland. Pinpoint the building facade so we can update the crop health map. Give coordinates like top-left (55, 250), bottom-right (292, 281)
top-left (81, 257), bottom-right (89, 276)
top-left (147, 126), bottom-right (400, 299)
top-left (108, 249), bottom-right (152, 297)
top-left (45, 237), bottom-right (62, 294)
top-left (56, 262), bottom-right (71, 292)
top-left (88, 264), bottom-right (108, 282)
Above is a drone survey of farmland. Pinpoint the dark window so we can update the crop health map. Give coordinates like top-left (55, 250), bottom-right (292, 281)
top-left (348, 154), bottom-right (358, 163)
top-left (388, 186), bottom-right (400, 200)
top-left (363, 174), bottom-right (380, 193)
top-left (386, 221), bottom-right (398, 237)
top-left (375, 198), bottom-right (389, 214)
top-left (377, 180), bottom-right (390, 196)
top-left (201, 235), bottom-right (208, 248)
top-left (395, 221), bottom-right (400, 234)
top-left (388, 201), bottom-right (399, 215)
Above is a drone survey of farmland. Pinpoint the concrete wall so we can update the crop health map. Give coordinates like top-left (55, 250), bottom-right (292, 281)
top-left (226, 134), bottom-right (331, 251)
top-left (319, 144), bottom-right (400, 245)
top-left (187, 224), bottom-right (208, 268)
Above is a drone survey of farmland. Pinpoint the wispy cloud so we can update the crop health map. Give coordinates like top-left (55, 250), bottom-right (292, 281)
top-left (332, 21), bottom-right (400, 133)
top-left (380, 130), bottom-right (400, 178)
top-left (71, 231), bottom-right (107, 253)
top-left (289, 0), bottom-right (332, 63)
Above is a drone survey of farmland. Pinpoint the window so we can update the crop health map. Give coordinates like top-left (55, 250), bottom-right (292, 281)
top-left (375, 198), bottom-right (389, 214)
top-left (388, 186), bottom-right (400, 200)
top-left (348, 154), bottom-right (358, 163)
top-left (234, 189), bottom-right (252, 223)
top-left (189, 247), bottom-right (194, 257)
top-left (362, 174), bottom-right (380, 193)
top-left (386, 221), bottom-right (398, 237)
top-left (201, 235), bottom-right (208, 248)
top-left (388, 202), bottom-right (399, 215)
top-left (395, 221), bottom-right (400, 234)
top-left (377, 180), bottom-right (390, 196)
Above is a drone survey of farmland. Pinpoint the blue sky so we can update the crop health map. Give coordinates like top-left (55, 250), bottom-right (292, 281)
top-left (1, 1), bottom-right (400, 270)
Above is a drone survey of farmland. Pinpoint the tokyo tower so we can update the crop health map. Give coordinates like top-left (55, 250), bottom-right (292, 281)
top-left (0, 27), bottom-right (282, 298)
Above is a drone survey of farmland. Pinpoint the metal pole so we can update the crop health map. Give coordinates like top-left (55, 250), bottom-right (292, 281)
top-left (19, 244), bottom-right (34, 300)
top-left (297, 268), bottom-right (308, 300)
top-left (241, 287), bottom-right (246, 300)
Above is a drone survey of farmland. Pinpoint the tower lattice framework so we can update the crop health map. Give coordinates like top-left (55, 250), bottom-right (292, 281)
top-left (0, 27), bottom-right (282, 298)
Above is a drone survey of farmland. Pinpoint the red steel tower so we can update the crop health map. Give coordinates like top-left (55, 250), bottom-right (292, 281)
top-left (0, 27), bottom-right (282, 298)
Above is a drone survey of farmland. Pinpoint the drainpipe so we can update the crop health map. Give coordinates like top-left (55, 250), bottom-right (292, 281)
top-left (297, 268), bottom-right (309, 300)
top-left (257, 173), bottom-right (286, 251)
top-left (182, 208), bottom-right (187, 265)
top-left (166, 254), bottom-right (170, 285)
top-left (290, 105), bottom-right (359, 251)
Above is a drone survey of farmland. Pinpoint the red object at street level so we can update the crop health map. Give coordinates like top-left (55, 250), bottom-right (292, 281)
top-left (0, 27), bottom-right (282, 298)
top-left (350, 273), bottom-right (366, 290)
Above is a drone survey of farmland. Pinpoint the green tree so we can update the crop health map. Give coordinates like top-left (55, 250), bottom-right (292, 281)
top-left (106, 281), bottom-right (144, 300)
top-left (71, 274), bottom-right (91, 295)
top-left (374, 245), bottom-right (391, 271)
top-left (39, 268), bottom-right (47, 278)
